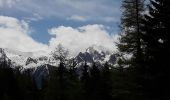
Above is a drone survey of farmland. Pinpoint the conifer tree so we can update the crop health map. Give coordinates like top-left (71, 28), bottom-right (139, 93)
top-left (141, 0), bottom-right (170, 99)
top-left (100, 62), bottom-right (113, 100)
top-left (45, 62), bottom-right (69, 100)
top-left (88, 63), bottom-right (102, 100)
top-left (80, 63), bottom-right (90, 100)
top-left (68, 61), bottom-right (82, 100)
top-left (118, 0), bottom-right (146, 99)
top-left (118, 0), bottom-right (145, 67)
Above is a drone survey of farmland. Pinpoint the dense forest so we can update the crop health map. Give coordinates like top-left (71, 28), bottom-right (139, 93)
top-left (0, 0), bottom-right (170, 100)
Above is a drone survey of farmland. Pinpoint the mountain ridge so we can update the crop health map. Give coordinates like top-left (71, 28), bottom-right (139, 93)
top-left (0, 46), bottom-right (117, 69)
top-left (0, 47), bottom-right (117, 89)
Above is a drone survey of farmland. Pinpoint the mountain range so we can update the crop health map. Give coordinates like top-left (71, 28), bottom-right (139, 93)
top-left (0, 47), bottom-right (117, 69)
top-left (0, 46), bottom-right (117, 89)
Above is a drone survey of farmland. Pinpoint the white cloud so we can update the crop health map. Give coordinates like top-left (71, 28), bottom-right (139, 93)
top-left (48, 24), bottom-right (118, 56)
top-left (0, 16), bottom-right (48, 52)
top-left (0, 16), bottom-right (119, 56)
top-left (67, 15), bottom-right (88, 22)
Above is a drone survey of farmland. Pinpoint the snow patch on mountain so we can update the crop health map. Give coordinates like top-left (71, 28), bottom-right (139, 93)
top-left (0, 45), bottom-right (117, 69)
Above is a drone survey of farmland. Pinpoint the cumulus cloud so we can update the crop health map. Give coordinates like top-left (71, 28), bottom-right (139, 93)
top-left (0, 16), bottom-right (118, 56)
top-left (0, 16), bottom-right (48, 52)
top-left (48, 24), bottom-right (118, 56)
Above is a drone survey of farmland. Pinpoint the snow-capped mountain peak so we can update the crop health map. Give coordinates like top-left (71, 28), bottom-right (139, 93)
top-left (0, 48), bottom-right (51, 69)
top-left (0, 47), bottom-right (117, 69)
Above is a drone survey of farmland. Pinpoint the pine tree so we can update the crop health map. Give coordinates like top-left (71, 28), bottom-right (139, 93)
top-left (52, 44), bottom-right (69, 64)
top-left (80, 63), bottom-right (90, 100)
top-left (100, 62), bottom-right (113, 100)
top-left (0, 61), bottom-right (21, 100)
top-left (16, 69), bottom-right (38, 100)
top-left (45, 62), bottom-right (69, 100)
top-left (68, 61), bottom-right (82, 100)
top-left (88, 63), bottom-right (102, 100)
top-left (118, 0), bottom-right (145, 67)
top-left (141, 0), bottom-right (170, 99)
top-left (118, 0), bottom-right (146, 99)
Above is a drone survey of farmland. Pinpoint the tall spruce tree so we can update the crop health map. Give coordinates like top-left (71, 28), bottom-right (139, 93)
top-left (88, 63), bottom-right (102, 100)
top-left (118, 0), bottom-right (145, 67)
top-left (101, 63), bottom-right (113, 100)
top-left (80, 63), bottom-right (90, 100)
top-left (142, 0), bottom-right (170, 99)
top-left (118, 0), bottom-right (146, 99)
top-left (45, 62), bottom-right (70, 100)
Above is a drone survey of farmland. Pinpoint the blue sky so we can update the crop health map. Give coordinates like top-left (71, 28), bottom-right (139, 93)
top-left (0, 0), bottom-right (121, 54)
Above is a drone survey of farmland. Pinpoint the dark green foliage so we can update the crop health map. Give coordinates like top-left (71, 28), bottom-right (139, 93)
top-left (0, 67), bottom-right (20, 100)
top-left (16, 69), bottom-right (39, 100)
top-left (118, 0), bottom-right (145, 66)
top-left (80, 63), bottom-right (90, 100)
top-left (88, 64), bottom-right (102, 100)
top-left (141, 0), bottom-right (170, 99)
top-left (100, 63), bottom-right (113, 100)
top-left (118, 0), bottom-right (146, 99)
top-left (80, 63), bottom-right (114, 100)
top-left (118, 0), bottom-right (170, 99)
top-left (45, 62), bottom-right (82, 100)
top-left (0, 64), bottom-right (39, 100)
top-left (45, 62), bottom-right (68, 100)
top-left (68, 62), bottom-right (82, 100)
